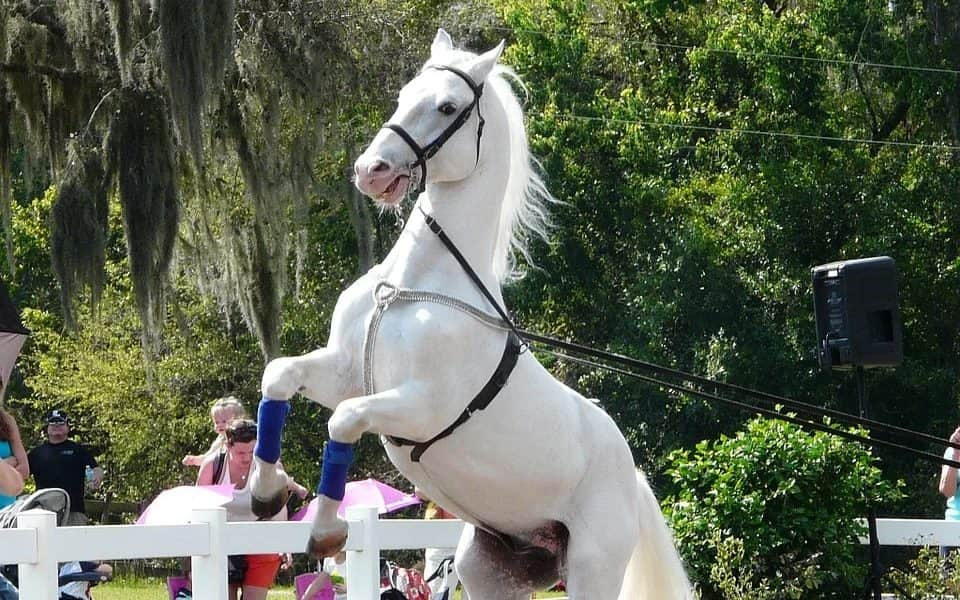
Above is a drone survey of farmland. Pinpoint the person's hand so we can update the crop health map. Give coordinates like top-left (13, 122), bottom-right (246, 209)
top-left (294, 482), bottom-right (309, 499)
top-left (2, 457), bottom-right (16, 468)
top-left (279, 553), bottom-right (293, 571)
top-left (333, 583), bottom-right (347, 594)
top-left (182, 455), bottom-right (199, 466)
top-left (950, 427), bottom-right (960, 445)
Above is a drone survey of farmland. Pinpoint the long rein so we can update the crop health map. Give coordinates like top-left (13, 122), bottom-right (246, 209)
top-left (412, 210), bottom-right (960, 471)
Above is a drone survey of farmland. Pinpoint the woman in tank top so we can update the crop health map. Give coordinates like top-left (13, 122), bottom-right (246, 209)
top-left (197, 418), bottom-right (308, 600)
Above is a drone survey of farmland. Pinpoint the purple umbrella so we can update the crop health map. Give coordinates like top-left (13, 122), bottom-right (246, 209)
top-left (291, 478), bottom-right (420, 521)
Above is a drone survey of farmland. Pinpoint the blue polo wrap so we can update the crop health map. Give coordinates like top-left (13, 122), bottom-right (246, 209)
top-left (318, 440), bottom-right (354, 501)
top-left (254, 398), bottom-right (290, 464)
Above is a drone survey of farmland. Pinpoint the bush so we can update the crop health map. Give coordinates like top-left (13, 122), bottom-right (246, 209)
top-left (887, 546), bottom-right (960, 598)
top-left (663, 416), bottom-right (903, 599)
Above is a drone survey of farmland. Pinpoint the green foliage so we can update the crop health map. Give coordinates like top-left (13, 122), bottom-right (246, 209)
top-left (664, 417), bottom-right (904, 598)
top-left (888, 546), bottom-right (960, 599)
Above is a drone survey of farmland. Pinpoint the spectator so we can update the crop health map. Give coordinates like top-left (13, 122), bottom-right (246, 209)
top-left (940, 424), bottom-right (960, 563)
top-left (0, 411), bottom-right (27, 511)
top-left (0, 459), bottom-right (24, 599)
top-left (27, 410), bottom-right (102, 526)
top-left (0, 407), bottom-right (29, 482)
top-left (57, 561), bottom-right (112, 600)
top-left (0, 456), bottom-right (23, 499)
top-left (182, 396), bottom-right (246, 468)
top-left (196, 418), bottom-right (307, 600)
top-left (417, 487), bottom-right (459, 599)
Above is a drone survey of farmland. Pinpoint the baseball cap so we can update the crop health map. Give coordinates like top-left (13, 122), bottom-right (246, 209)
top-left (46, 409), bottom-right (69, 424)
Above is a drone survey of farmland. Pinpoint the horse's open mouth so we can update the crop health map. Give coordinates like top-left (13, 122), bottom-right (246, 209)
top-left (378, 175), bottom-right (410, 205)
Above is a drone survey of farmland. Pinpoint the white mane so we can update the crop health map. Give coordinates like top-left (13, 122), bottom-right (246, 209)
top-left (487, 65), bottom-right (557, 282)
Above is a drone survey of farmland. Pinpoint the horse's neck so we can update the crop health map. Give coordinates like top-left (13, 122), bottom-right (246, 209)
top-left (381, 122), bottom-right (510, 305)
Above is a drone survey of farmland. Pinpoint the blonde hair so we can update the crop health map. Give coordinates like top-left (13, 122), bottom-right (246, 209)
top-left (210, 396), bottom-right (245, 419)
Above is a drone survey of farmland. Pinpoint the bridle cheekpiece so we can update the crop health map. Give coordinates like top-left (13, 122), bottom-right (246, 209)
top-left (382, 64), bottom-right (485, 194)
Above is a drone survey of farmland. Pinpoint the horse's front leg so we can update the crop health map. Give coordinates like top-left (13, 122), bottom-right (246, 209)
top-left (251, 347), bottom-right (353, 519)
top-left (307, 380), bottom-right (439, 558)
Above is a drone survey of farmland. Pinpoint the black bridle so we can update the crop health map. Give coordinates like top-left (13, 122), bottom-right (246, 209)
top-left (383, 64), bottom-right (485, 194)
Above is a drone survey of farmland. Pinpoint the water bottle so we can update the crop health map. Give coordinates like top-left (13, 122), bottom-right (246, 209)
top-left (85, 465), bottom-right (94, 486)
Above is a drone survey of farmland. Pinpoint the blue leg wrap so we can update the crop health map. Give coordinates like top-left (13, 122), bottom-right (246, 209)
top-left (318, 440), bottom-right (354, 501)
top-left (254, 398), bottom-right (290, 464)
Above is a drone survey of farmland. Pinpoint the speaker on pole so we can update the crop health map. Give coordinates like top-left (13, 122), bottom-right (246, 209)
top-left (812, 256), bottom-right (903, 371)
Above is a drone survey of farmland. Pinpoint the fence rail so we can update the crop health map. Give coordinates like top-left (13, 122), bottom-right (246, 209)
top-left (1, 506), bottom-right (464, 599)
top-left (4, 511), bottom-right (960, 599)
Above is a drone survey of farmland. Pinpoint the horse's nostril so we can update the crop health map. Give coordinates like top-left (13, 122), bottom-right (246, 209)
top-left (371, 160), bottom-right (390, 173)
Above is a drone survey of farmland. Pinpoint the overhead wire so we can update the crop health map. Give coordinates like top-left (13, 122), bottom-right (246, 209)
top-left (494, 25), bottom-right (960, 76)
top-left (520, 330), bottom-right (960, 469)
top-left (490, 26), bottom-right (960, 151)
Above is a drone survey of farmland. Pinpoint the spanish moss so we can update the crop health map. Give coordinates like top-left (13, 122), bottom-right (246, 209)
top-left (110, 84), bottom-right (179, 353)
top-left (50, 137), bottom-right (108, 329)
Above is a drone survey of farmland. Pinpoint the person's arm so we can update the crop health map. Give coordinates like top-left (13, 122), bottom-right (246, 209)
top-left (303, 572), bottom-right (333, 599)
top-left (2, 411), bottom-right (29, 479)
top-left (183, 436), bottom-right (225, 467)
top-left (196, 455), bottom-right (216, 486)
top-left (940, 427), bottom-right (960, 498)
top-left (0, 459), bottom-right (24, 496)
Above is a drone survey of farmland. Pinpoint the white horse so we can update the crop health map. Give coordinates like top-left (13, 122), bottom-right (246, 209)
top-left (250, 29), bottom-right (691, 599)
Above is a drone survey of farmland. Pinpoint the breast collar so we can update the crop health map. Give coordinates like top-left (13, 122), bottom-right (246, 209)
top-left (366, 210), bottom-right (527, 462)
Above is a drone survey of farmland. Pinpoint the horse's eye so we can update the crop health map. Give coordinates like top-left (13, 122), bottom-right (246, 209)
top-left (438, 102), bottom-right (457, 116)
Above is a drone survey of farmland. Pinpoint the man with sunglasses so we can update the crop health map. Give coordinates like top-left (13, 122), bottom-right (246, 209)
top-left (27, 410), bottom-right (102, 526)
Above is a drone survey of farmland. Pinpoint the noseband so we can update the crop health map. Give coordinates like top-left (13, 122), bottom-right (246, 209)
top-left (383, 64), bottom-right (485, 194)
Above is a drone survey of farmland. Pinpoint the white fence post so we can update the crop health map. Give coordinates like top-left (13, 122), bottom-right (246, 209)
top-left (16, 508), bottom-right (58, 600)
top-left (346, 505), bottom-right (380, 599)
top-left (190, 507), bottom-right (228, 599)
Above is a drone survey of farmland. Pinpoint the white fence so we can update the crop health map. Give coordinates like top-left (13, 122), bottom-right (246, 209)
top-left (4, 511), bottom-right (960, 599)
top-left (0, 505), bottom-right (464, 599)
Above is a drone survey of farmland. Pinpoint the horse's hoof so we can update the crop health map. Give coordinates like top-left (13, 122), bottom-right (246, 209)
top-left (251, 490), bottom-right (289, 520)
top-left (307, 529), bottom-right (348, 559)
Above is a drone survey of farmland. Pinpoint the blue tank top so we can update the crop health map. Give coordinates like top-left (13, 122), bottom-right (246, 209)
top-left (0, 440), bottom-right (14, 508)
top-left (948, 490), bottom-right (960, 521)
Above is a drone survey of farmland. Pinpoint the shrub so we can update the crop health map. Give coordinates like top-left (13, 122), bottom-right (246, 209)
top-left (663, 416), bottom-right (903, 599)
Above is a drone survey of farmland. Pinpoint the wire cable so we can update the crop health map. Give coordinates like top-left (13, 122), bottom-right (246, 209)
top-left (545, 113), bottom-right (960, 152)
top-left (535, 345), bottom-right (960, 469)
top-left (496, 26), bottom-right (960, 77)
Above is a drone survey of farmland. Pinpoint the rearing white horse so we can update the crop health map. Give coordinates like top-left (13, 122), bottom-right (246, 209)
top-left (250, 29), bottom-right (691, 599)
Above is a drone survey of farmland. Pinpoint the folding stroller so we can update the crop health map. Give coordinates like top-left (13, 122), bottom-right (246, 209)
top-left (0, 488), bottom-right (70, 588)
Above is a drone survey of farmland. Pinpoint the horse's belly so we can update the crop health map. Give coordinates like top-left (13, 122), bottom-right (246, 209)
top-left (386, 362), bottom-right (601, 531)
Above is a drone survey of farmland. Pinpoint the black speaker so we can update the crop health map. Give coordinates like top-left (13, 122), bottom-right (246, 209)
top-left (812, 256), bottom-right (903, 370)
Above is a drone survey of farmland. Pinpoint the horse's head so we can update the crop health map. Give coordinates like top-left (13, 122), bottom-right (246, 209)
top-left (354, 29), bottom-right (505, 207)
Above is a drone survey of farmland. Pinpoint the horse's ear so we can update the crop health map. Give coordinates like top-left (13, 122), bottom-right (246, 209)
top-left (468, 39), bottom-right (505, 83)
top-left (431, 29), bottom-right (454, 57)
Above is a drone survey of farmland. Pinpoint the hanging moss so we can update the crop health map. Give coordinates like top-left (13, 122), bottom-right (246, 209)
top-left (156, 0), bottom-right (234, 173)
top-left (0, 81), bottom-right (13, 278)
top-left (202, 0), bottom-right (235, 96)
top-left (51, 137), bottom-right (108, 329)
top-left (104, 0), bottom-right (135, 85)
top-left (110, 84), bottom-right (179, 353)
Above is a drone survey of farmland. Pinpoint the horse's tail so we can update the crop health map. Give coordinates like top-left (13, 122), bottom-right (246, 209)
top-left (618, 470), bottom-right (693, 600)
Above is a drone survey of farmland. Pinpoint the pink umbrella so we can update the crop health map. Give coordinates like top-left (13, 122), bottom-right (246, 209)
top-left (291, 478), bottom-right (420, 522)
top-left (136, 484), bottom-right (235, 525)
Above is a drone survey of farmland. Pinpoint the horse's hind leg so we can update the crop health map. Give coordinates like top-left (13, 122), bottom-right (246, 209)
top-left (562, 477), bottom-right (640, 599)
top-left (456, 525), bottom-right (541, 600)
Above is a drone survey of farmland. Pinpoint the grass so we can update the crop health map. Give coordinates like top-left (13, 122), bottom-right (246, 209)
top-left (90, 577), bottom-right (567, 599)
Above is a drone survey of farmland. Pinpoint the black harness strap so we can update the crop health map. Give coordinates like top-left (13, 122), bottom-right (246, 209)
top-left (388, 331), bottom-right (522, 462)
top-left (386, 211), bottom-right (527, 463)
top-left (383, 64), bottom-right (485, 194)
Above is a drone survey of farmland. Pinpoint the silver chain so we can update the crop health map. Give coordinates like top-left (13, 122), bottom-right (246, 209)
top-left (363, 281), bottom-right (508, 396)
